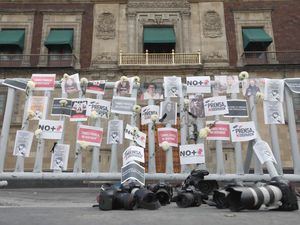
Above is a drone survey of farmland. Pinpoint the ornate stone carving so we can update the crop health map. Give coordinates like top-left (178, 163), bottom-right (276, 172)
top-left (128, 0), bottom-right (190, 9)
top-left (92, 52), bottom-right (117, 65)
top-left (203, 11), bottom-right (222, 38)
top-left (205, 51), bottom-right (223, 61)
top-left (96, 12), bottom-right (116, 40)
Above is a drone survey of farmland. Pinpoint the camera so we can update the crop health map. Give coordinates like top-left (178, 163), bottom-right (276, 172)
top-left (174, 185), bottom-right (203, 208)
top-left (147, 183), bottom-right (173, 206)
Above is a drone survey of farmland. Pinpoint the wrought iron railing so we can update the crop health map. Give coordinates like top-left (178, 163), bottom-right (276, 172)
top-left (241, 51), bottom-right (300, 65)
top-left (119, 50), bottom-right (202, 65)
top-left (0, 54), bottom-right (77, 68)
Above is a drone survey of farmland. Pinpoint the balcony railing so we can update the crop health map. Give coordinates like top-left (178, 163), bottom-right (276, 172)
top-left (241, 51), bottom-right (300, 65)
top-left (0, 54), bottom-right (77, 68)
top-left (119, 50), bottom-right (202, 65)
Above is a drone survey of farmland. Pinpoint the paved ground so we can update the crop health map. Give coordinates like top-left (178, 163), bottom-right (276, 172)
top-left (0, 188), bottom-right (300, 225)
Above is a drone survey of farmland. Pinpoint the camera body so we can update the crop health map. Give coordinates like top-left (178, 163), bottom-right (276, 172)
top-left (174, 185), bottom-right (203, 208)
top-left (147, 183), bottom-right (173, 205)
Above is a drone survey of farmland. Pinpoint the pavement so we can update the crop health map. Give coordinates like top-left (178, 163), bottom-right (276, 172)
top-left (0, 188), bottom-right (300, 225)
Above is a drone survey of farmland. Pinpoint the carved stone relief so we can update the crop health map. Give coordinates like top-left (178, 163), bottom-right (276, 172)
top-left (96, 12), bottom-right (116, 40)
top-left (92, 52), bottom-right (117, 65)
top-left (204, 51), bottom-right (224, 61)
top-left (127, 0), bottom-right (190, 10)
top-left (203, 11), bottom-right (222, 38)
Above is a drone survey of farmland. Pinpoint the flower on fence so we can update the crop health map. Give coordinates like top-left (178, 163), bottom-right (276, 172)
top-left (27, 110), bottom-right (36, 120)
top-left (78, 141), bottom-right (89, 150)
top-left (90, 110), bottom-right (98, 119)
top-left (80, 77), bottom-right (89, 85)
top-left (63, 73), bottom-right (70, 80)
top-left (183, 98), bottom-right (190, 110)
top-left (120, 76), bottom-right (128, 82)
top-left (161, 141), bottom-right (170, 151)
top-left (256, 91), bottom-right (264, 101)
top-left (34, 129), bottom-right (42, 139)
top-left (199, 127), bottom-right (211, 138)
top-left (59, 99), bottom-right (68, 107)
top-left (27, 80), bottom-right (36, 90)
top-left (133, 76), bottom-right (140, 86)
top-left (133, 104), bottom-right (141, 113)
top-left (151, 114), bottom-right (158, 122)
top-left (239, 71), bottom-right (249, 80)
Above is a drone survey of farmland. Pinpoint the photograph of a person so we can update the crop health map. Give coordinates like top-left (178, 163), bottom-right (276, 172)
top-left (115, 79), bottom-right (131, 96)
top-left (244, 79), bottom-right (261, 97)
top-left (62, 73), bottom-right (80, 94)
top-left (189, 95), bottom-right (205, 118)
top-left (140, 83), bottom-right (163, 100)
top-left (164, 76), bottom-right (182, 98)
top-left (159, 101), bottom-right (177, 125)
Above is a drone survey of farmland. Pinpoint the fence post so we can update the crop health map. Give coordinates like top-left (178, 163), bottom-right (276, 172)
top-left (148, 99), bottom-right (156, 173)
top-left (145, 50), bottom-right (149, 65)
top-left (180, 86), bottom-right (188, 173)
top-left (269, 124), bottom-right (283, 175)
top-left (0, 87), bottom-right (15, 172)
top-left (198, 50), bottom-right (201, 64)
top-left (165, 98), bottom-right (174, 174)
top-left (119, 50), bottom-right (123, 65)
top-left (172, 49), bottom-right (175, 65)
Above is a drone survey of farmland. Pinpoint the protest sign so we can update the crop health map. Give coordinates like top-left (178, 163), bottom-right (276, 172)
top-left (124, 124), bottom-right (146, 148)
top-left (13, 130), bottom-right (34, 157)
top-left (51, 98), bottom-right (72, 116)
top-left (61, 73), bottom-right (81, 94)
top-left (27, 96), bottom-right (48, 120)
top-left (179, 144), bottom-right (205, 165)
top-left (123, 146), bottom-right (145, 165)
top-left (86, 99), bottom-right (110, 119)
top-left (121, 161), bottom-right (145, 186)
top-left (214, 75), bottom-right (239, 94)
top-left (186, 76), bottom-right (211, 94)
top-left (204, 96), bottom-right (229, 116)
top-left (77, 125), bottom-right (103, 147)
top-left (38, 120), bottom-right (64, 140)
top-left (50, 144), bottom-right (70, 170)
top-left (31, 74), bottom-right (56, 91)
top-left (70, 99), bottom-right (88, 121)
top-left (230, 121), bottom-right (257, 142)
top-left (264, 79), bottom-right (284, 102)
top-left (164, 76), bottom-right (183, 97)
top-left (253, 140), bottom-right (277, 164)
top-left (157, 127), bottom-right (178, 147)
top-left (224, 100), bottom-right (248, 118)
top-left (107, 120), bottom-right (123, 144)
top-left (111, 96), bottom-right (136, 115)
top-left (263, 101), bottom-right (285, 124)
top-left (2, 78), bottom-right (27, 91)
top-left (159, 101), bottom-right (177, 125)
top-left (141, 105), bottom-right (159, 125)
top-left (206, 121), bottom-right (230, 141)
top-left (86, 80), bottom-right (105, 95)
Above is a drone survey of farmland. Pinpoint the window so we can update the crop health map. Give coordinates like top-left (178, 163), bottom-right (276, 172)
top-left (0, 29), bottom-right (25, 61)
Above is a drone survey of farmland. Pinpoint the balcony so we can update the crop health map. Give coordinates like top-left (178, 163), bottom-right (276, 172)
top-left (119, 50), bottom-right (202, 66)
top-left (0, 54), bottom-right (77, 68)
top-left (241, 51), bottom-right (300, 66)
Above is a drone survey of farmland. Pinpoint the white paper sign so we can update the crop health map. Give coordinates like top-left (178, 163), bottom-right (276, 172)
top-left (111, 96), bottom-right (136, 115)
top-left (107, 120), bottom-right (123, 144)
top-left (253, 141), bottom-right (277, 164)
top-left (179, 144), bottom-right (205, 165)
top-left (141, 105), bottom-right (160, 125)
top-left (214, 75), bottom-right (239, 94)
top-left (124, 124), bottom-right (146, 148)
top-left (230, 121), bottom-right (257, 142)
top-left (164, 76), bottom-right (183, 97)
top-left (50, 144), bottom-right (70, 171)
top-left (186, 76), bottom-right (211, 94)
top-left (13, 130), bottom-right (34, 157)
top-left (86, 98), bottom-right (111, 119)
top-left (264, 79), bottom-right (284, 102)
top-left (27, 96), bottom-right (49, 120)
top-left (38, 120), bottom-right (64, 140)
top-left (61, 73), bottom-right (81, 94)
top-left (263, 101), bottom-right (285, 124)
top-left (123, 146), bottom-right (145, 165)
top-left (121, 161), bottom-right (145, 186)
top-left (204, 96), bottom-right (229, 116)
top-left (31, 74), bottom-right (56, 91)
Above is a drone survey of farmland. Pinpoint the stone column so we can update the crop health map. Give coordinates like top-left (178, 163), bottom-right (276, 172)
top-left (181, 11), bottom-right (191, 53)
top-left (127, 13), bottom-right (136, 53)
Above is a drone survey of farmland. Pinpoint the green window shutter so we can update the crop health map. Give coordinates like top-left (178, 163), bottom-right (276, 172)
top-left (242, 28), bottom-right (273, 51)
top-left (143, 27), bottom-right (176, 44)
top-left (0, 29), bottom-right (25, 50)
top-left (44, 29), bottom-right (74, 50)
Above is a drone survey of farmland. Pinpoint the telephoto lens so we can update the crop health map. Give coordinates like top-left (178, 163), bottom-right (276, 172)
top-left (174, 186), bottom-right (202, 208)
top-left (147, 183), bottom-right (173, 206)
top-left (212, 189), bottom-right (230, 209)
top-left (132, 187), bottom-right (161, 210)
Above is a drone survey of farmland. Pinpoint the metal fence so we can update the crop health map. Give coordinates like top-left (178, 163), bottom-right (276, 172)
top-left (0, 78), bottom-right (299, 183)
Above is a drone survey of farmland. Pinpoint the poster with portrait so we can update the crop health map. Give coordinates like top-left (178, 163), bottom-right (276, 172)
top-left (51, 98), bottom-right (72, 116)
top-left (263, 101), bottom-right (285, 124)
top-left (157, 127), bottom-right (178, 147)
top-left (86, 99), bottom-right (111, 119)
top-left (107, 119), bottom-right (123, 144)
top-left (77, 125), bottom-right (103, 147)
top-left (27, 96), bottom-right (49, 120)
top-left (203, 96), bottom-right (229, 117)
top-left (50, 144), bottom-right (70, 171)
top-left (242, 78), bottom-right (264, 97)
top-left (111, 96), bottom-right (136, 115)
top-left (61, 73), bottom-right (81, 94)
top-left (186, 76), bottom-right (211, 94)
top-left (214, 75), bottom-right (239, 94)
top-left (139, 83), bottom-right (164, 100)
top-left (179, 144), bottom-right (205, 165)
top-left (123, 146), bottom-right (145, 166)
top-left (141, 105), bottom-right (160, 125)
top-left (264, 79), bottom-right (284, 102)
top-left (164, 76), bottom-right (183, 97)
top-left (86, 80), bottom-right (106, 95)
top-left (224, 100), bottom-right (248, 118)
top-left (124, 124), bottom-right (147, 148)
top-left (189, 95), bottom-right (205, 118)
top-left (70, 99), bottom-right (88, 121)
top-left (115, 78), bottom-right (133, 96)
top-left (159, 101), bottom-right (177, 125)
top-left (230, 121), bottom-right (257, 142)
top-left (31, 74), bottom-right (56, 91)
top-left (38, 120), bottom-right (64, 140)
top-left (206, 121), bottom-right (230, 141)
top-left (13, 130), bottom-right (34, 157)
top-left (2, 78), bottom-right (27, 91)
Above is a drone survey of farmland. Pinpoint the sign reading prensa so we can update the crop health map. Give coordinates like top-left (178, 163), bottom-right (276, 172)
top-left (38, 120), bottom-right (64, 140)
top-left (123, 146), bottom-right (145, 165)
top-left (230, 121), bottom-right (257, 142)
top-left (157, 127), bottom-right (178, 147)
top-left (179, 144), bottom-right (205, 165)
top-left (204, 96), bottom-right (229, 116)
top-left (77, 125), bottom-right (103, 147)
top-left (121, 161), bottom-right (145, 186)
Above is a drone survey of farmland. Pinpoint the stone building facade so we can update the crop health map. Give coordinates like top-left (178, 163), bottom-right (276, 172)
top-left (0, 0), bottom-right (299, 173)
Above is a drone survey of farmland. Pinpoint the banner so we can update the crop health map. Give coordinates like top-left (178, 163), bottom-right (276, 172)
top-left (224, 100), bottom-right (248, 118)
top-left (204, 96), bottom-right (229, 116)
top-left (179, 144), bottom-right (205, 165)
top-left (206, 121), bottom-right (230, 141)
top-left (51, 98), bottom-right (72, 116)
top-left (157, 127), bottom-right (178, 147)
top-left (188, 95), bottom-right (205, 118)
top-left (285, 78), bottom-right (300, 94)
top-left (13, 130), bottom-right (34, 157)
top-left (111, 96), bottom-right (136, 115)
top-left (121, 161), bottom-right (145, 186)
top-left (264, 79), bottom-right (284, 102)
top-left (61, 73), bottom-right (81, 94)
top-left (164, 76), bottom-right (183, 97)
top-left (86, 99), bottom-right (110, 119)
top-left (77, 125), bottom-right (103, 147)
top-left (253, 141), bottom-right (277, 164)
top-left (139, 83), bottom-right (164, 100)
top-left (186, 76), bottom-right (211, 94)
top-left (159, 101), bottom-right (177, 125)
top-left (27, 96), bottom-right (49, 120)
top-left (124, 124), bottom-right (146, 148)
top-left (141, 105), bottom-right (160, 125)
top-left (70, 99), bottom-right (88, 121)
top-left (2, 78), bottom-right (27, 91)
top-left (123, 146), bottom-right (145, 165)
top-left (230, 121), bottom-right (257, 142)
top-left (107, 120), bottom-right (123, 144)
top-left (214, 75), bottom-right (239, 94)
top-left (86, 80), bottom-right (106, 95)
top-left (263, 101), bottom-right (285, 124)
top-left (50, 144), bottom-right (70, 171)
top-left (31, 74), bottom-right (56, 91)
top-left (38, 120), bottom-right (64, 140)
